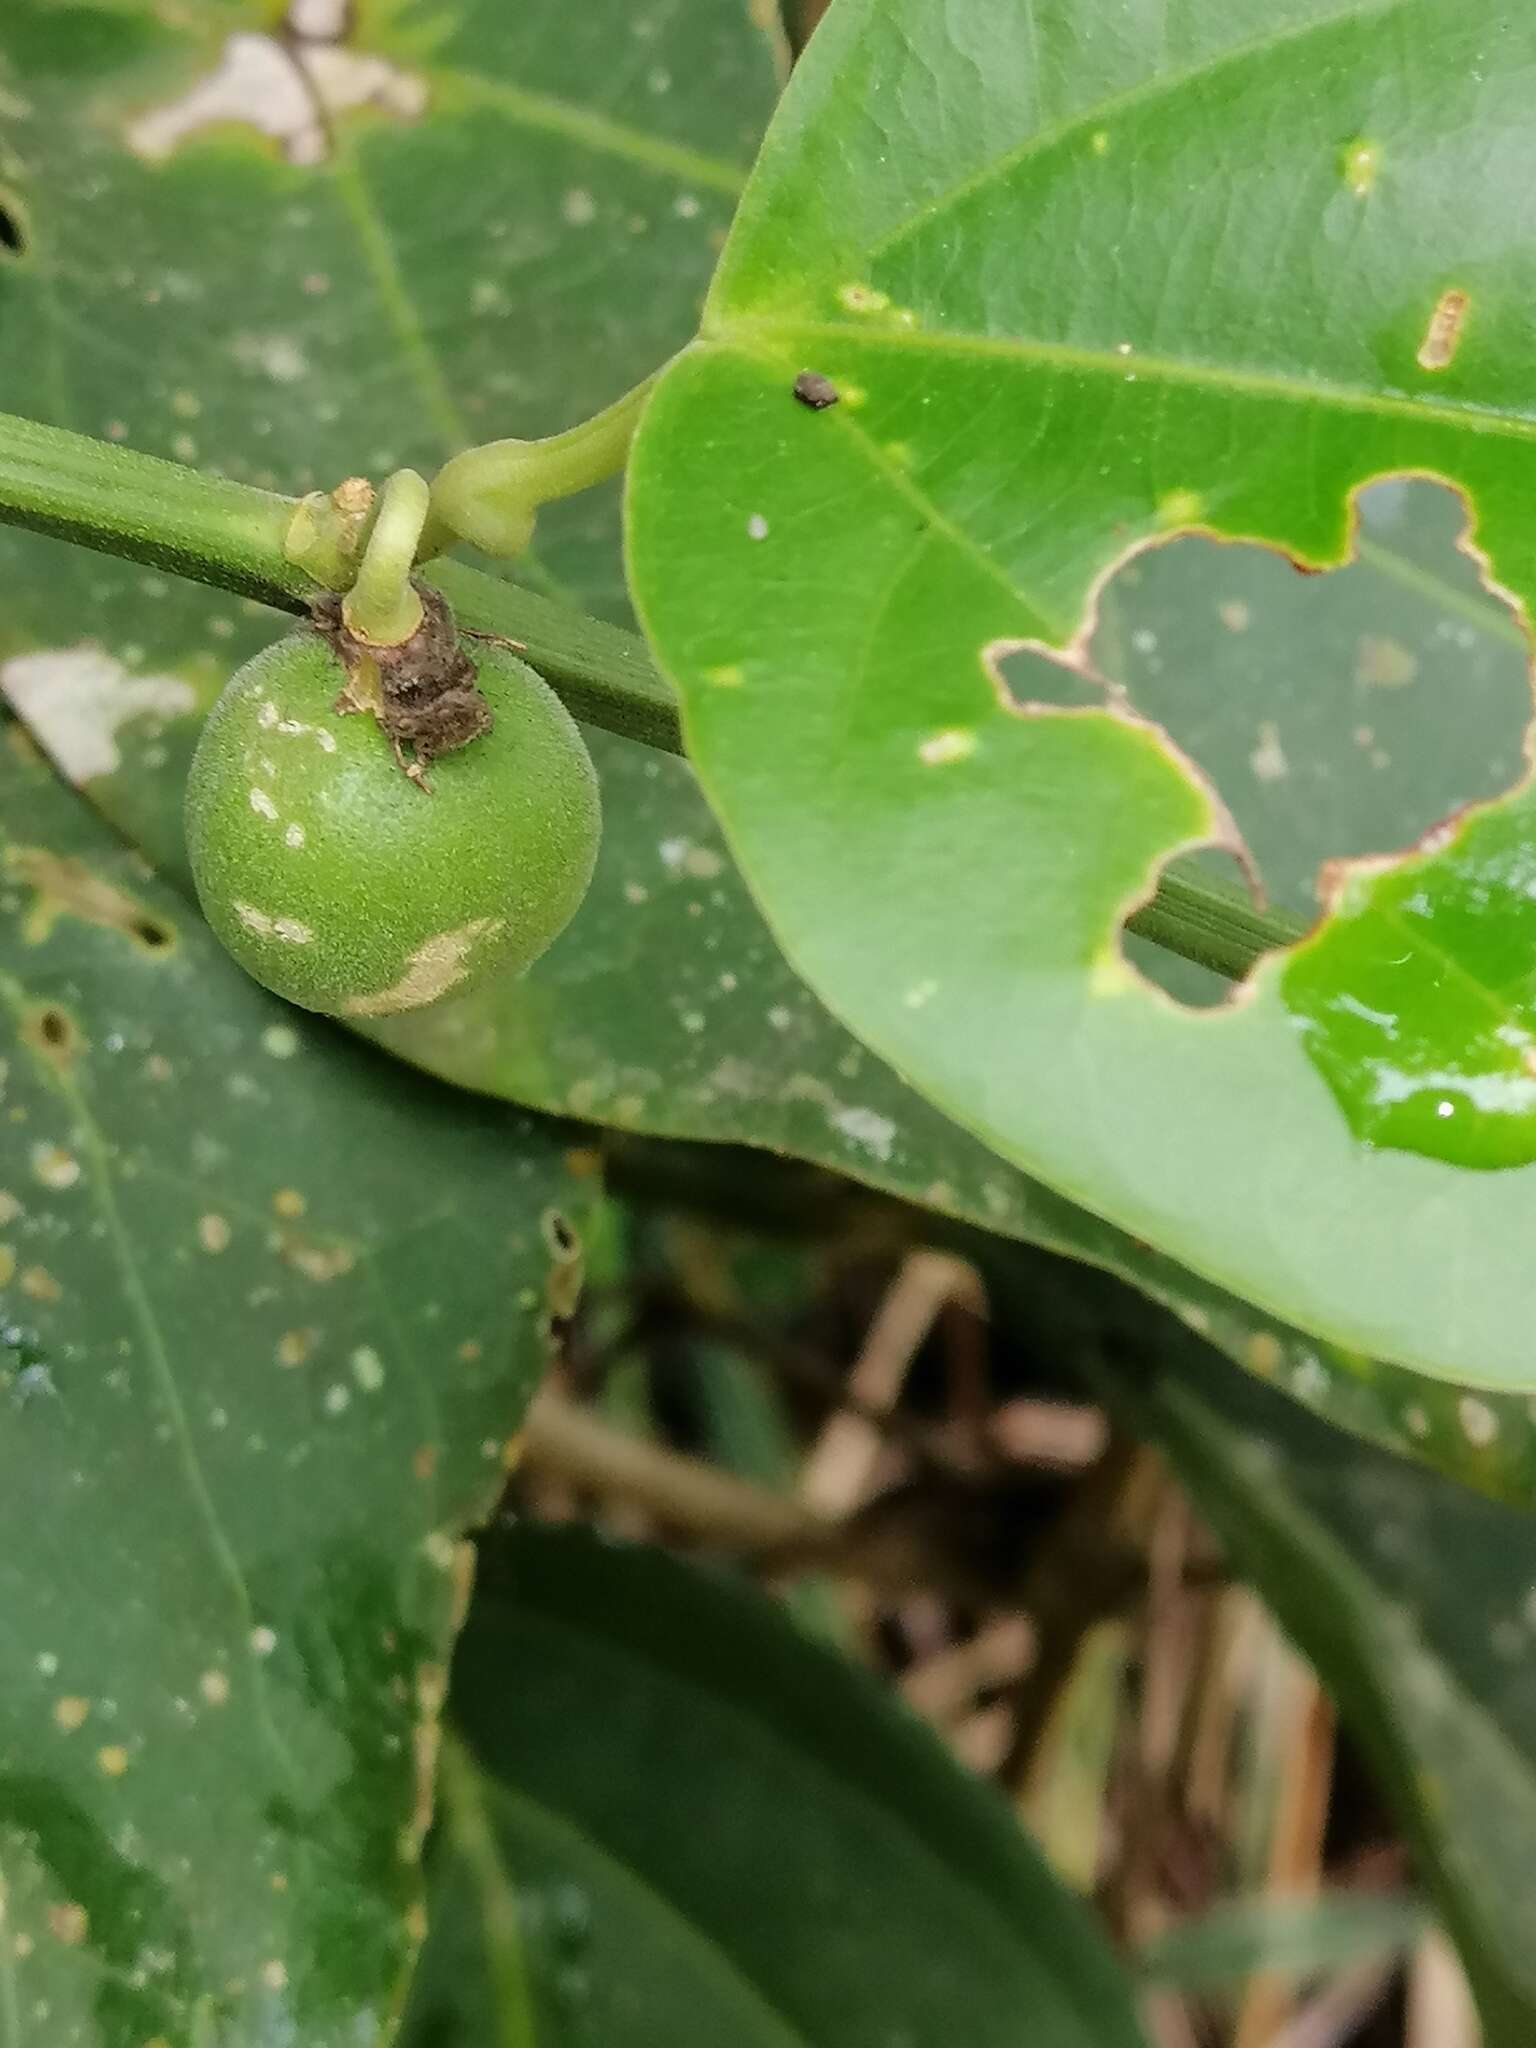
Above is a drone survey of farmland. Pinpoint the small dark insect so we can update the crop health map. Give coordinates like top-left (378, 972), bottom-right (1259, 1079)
top-left (314, 583), bottom-right (493, 793)
top-left (793, 369), bottom-right (839, 411)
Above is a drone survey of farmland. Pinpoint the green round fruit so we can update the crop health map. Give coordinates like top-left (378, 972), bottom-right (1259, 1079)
top-left (186, 629), bottom-right (600, 1017)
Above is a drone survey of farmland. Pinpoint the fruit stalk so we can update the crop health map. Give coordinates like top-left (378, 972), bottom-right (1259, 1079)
top-left (342, 469), bottom-right (430, 646)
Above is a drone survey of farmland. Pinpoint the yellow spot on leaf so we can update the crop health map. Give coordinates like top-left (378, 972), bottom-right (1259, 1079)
top-left (1341, 138), bottom-right (1379, 196)
top-left (31, 1143), bottom-right (80, 1191)
top-left (279, 1233), bottom-right (354, 1283)
top-left (97, 1744), bottom-right (129, 1777)
top-left (1355, 635), bottom-right (1418, 689)
top-left (1248, 1332), bottom-right (1283, 1377)
top-left (1157, 489), bottom-right (1204, 527)
top-left (1088, 949), bottom-right (1139, 997)
top-left (918, 728), bottom-right (977, 766)
top-left (53, 1696), bottom-right (90, 1732)
top-left (8, 848), bottom-right (173, 953)
top-left (48, 1903), bottom-right (88, 1946)
top-left (198, 1214), bottom-right (231, 1254)
top-left (1417, 288), bottom-right (1469, 371)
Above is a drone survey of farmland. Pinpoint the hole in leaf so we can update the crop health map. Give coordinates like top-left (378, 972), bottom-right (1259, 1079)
top-left (996, 477), bottom-right (1532, 1012)
top-left (541, 1208), bottom-right (579, 1261)
top-left (131, 915), bottom-right (175, 953)
top-left (22, 1004), bottom-right (83, 1066)
top-left (0, 191), bottom-right (28, 259)
top-left (1124, 848), bottom-right (1260, 1010)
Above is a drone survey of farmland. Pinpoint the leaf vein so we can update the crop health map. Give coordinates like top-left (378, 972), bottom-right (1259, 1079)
top-left (866, 0), bottom-right (1421, 262)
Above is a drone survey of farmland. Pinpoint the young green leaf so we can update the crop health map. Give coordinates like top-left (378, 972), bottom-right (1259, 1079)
top-left (626, 0), bottom-right (1536, 1390)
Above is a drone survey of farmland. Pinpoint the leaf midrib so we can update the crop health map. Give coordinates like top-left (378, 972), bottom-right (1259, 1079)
top-left (720, 317), bottom-right (1536, 450)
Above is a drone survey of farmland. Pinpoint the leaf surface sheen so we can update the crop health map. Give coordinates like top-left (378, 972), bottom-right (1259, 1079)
top-left (627, 0), bottom-right (1536, 1388)
top-left (0, 733), bottom-right (587, 2047)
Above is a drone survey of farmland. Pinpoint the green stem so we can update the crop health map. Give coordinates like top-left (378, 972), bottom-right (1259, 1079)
top-left (422, 374), bottom-right (659, 559)
top-left (0, 407), bottom-right (1300, 982)
top-left (0, 411), bottom-right (307, 605)
top-left (1126, 871), bottom-right (1308, 981)
top-left (342, 467), bottom-right (428, 644)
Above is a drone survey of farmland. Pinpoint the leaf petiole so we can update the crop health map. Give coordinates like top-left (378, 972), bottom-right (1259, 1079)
top-left (420, 372), bottom-right (661, 560)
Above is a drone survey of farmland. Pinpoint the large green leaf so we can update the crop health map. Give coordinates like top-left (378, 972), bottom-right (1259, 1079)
top-left (626, 0), bottom-right (1536, 1389)
top-left (0, 726), bottom-right (588, 2047)
top-left (401, 1523), bottom-right (1150, 2048)
top-left (12, 0), bottom-right (1536, 1473)
top-left (1084, 1300), bottom-right (1536, 2046)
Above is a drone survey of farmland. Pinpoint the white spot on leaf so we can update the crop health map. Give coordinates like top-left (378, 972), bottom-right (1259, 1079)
top-left (126, 31), bottom-right (426, 167)
top-left (1249, 720), bottom-right (1288, 782)
top-left (1458, 1395), bottom-right (1499, 1447)
top-left (31, 1143), bottom-right (80, 1190)
top-left (1, 647), bottom-right (193, 784)
top-left (234, 333), bottom-right (310, 384)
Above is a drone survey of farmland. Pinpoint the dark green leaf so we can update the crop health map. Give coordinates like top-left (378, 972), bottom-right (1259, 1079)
top-left (404, 1522), bottom-right (1149, 2048)
top-left (0, 728), bottom-right (587, 2046)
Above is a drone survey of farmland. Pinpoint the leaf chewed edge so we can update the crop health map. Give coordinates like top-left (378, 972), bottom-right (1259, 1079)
top-left (627, 0), bottom-right (1536, 1389)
